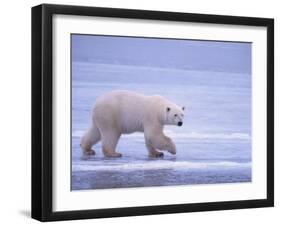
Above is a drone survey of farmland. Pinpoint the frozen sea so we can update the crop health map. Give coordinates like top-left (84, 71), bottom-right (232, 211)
top-left (71, 61), bottom-right (252, 190)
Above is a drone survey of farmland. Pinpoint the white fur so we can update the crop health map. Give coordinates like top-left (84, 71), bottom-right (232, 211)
top-left (80, 90), bottom-right (185, 158)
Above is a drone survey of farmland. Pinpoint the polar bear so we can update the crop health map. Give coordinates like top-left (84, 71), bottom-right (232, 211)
top-left (80, 90), bottom-right (185, 158)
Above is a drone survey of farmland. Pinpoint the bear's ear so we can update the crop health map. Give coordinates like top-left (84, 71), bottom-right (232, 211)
top-left (167, 107), bottom-right (170, 112)
top-left (182, 106), bottom-right (185, 111)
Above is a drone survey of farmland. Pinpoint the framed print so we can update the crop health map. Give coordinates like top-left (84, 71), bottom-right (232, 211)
top-left (31, 4), bottom-right (274, 221)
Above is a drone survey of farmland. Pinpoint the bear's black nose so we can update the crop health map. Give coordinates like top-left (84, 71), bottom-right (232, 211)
top-left (178, 121), bottom-right (183, 126)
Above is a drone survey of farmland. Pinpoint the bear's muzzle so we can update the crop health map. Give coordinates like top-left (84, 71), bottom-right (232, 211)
top-left (177, 121), bottom-right (183, 126)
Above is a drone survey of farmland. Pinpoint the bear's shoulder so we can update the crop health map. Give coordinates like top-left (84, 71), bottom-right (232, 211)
top-left (149, 95), bottom-right (169, 103)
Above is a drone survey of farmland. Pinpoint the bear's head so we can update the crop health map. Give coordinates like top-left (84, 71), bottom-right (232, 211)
top-left (165, 105), bottom-right (185, 127)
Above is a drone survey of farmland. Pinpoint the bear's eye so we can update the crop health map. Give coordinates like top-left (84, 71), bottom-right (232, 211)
top-left (174, 114), bottom-right (178, 117)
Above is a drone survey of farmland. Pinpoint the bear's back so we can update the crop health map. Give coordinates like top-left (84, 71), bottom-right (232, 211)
top-left (94, 90), bottom-right (150, 133)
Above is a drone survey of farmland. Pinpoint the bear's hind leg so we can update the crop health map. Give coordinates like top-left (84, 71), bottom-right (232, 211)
top-left (80, 124), bottom-right (101, 156)
top-left (101, 131), bottom-right (122, 158)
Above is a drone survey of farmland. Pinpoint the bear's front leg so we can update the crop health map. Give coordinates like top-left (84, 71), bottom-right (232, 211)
top-left (163, 136), bottom-right (176, 155)
top-left (145, 133), bottom-right (176, 155)
top-left (145, 140), bottom-right (164, 158)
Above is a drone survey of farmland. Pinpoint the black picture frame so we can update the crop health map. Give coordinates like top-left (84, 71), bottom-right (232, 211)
top-left (32, 3), bottom-right (274, 222)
